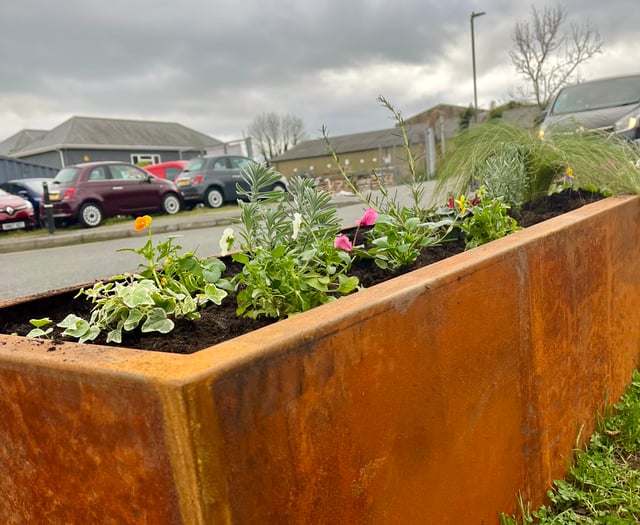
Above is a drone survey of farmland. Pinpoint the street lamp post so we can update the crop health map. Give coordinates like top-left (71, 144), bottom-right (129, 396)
top-left (470, 11), bottom-right (486, 123)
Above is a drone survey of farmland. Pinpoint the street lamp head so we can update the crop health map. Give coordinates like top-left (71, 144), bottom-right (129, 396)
top-left (471, 11), bottom-right (486, 19)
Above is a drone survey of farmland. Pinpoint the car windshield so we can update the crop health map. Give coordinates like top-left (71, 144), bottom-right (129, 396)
top-left (552, 76), bottom-right (640, 115)
top-left (184, 158), bottom-right (204, 171)
top-left (54, 168), bottom-right (80, 183)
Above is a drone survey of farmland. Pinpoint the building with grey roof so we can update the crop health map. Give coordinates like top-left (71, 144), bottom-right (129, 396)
top-left (0, 116), bottom-right (222, 169)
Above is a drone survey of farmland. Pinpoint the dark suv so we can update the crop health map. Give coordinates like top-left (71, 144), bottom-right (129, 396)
top-left (46, 161), bottom-right (183, 227)
top-left (539, 74), bottom-right (640, 141)
top-left (175, 155), bottom-right (287, 208)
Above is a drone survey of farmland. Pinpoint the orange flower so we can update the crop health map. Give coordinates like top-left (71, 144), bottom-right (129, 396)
top-left (133, 215), bottom-right (152, 231)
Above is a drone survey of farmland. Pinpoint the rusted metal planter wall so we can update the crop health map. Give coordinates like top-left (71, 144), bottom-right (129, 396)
top-left (1, 196), bottom-right (639, 524)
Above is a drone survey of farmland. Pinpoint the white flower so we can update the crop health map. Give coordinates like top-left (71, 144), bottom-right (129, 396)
top-left (291, 212), bottom-right (303, 240)
top-left (219, 227), bottom-right (235, 256)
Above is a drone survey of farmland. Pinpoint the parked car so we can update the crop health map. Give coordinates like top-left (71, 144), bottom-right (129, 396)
top-left (143, 160), bottom-right (188, 182)
top-left (45, 161), bottom-right (184, 228)
top-left (0, 178), bottom-right (54, 226)
top-left (175, 155), bottom-right (287, 208)
top-left (539, 74), bottom-right (640, 141)
top-left (0, 189), bottom-right (36, 231)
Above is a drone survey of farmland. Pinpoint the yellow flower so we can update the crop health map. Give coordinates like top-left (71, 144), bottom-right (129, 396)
top-left (165, 258), bottom-right (171, 266)
top-left (160, 277), bottom-right (167, 287)
top-left (133, 215), bottom-right (152, 231)
top-left (566, 167), bottom-right (574, 179)
top-left (455, 195), bottom-right (467, 214)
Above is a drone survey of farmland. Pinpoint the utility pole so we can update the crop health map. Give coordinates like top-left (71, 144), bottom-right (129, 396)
top-left (470, 11), bottom-right (486, 123)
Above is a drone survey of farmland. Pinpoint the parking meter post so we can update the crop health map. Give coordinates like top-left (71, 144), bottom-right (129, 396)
top-left (42, 182), bottom-right (55, 235)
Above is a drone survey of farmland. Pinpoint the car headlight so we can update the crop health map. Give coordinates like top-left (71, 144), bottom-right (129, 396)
top-left (614, 109), bottom-right (640, 133)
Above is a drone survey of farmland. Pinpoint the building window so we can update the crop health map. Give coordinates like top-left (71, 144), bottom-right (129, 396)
top-left (131, 154), bottom-right (161, 166)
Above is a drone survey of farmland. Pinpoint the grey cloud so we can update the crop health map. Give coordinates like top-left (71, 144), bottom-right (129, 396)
top-left (0, 0), bottom-right (636, 141)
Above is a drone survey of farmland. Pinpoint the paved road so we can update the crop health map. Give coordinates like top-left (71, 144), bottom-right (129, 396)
top-left (0, 182), bottom-right (442, 302)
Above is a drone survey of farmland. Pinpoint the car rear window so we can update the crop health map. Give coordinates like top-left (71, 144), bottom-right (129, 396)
top-left (15, 180), bottom-right (50, 193)
top-left (54, 168), bottom-right (80, 183)
top-left (184, 158), bottom-right (204, 171)
top-left (552, 76), bottom-right (640, 115)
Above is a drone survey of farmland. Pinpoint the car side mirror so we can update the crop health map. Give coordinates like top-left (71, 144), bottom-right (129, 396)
top-left (145, 174), bottom-right (153, 183)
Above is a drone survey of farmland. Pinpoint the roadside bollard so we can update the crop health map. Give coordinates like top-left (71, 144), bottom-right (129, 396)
top-left (42, 181), bottom-right (55, 235)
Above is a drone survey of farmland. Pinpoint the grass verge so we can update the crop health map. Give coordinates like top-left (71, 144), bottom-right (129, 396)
top-left (501, 370), bottom-right (640, 524)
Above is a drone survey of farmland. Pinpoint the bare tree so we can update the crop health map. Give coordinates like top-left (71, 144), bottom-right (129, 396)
top-left (249, 112), bottom-right (306, 163)
top-left (510, 5), bottom-right (602, 108)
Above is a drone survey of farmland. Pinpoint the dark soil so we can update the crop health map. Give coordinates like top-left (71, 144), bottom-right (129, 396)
top-left (1, 189), bottom-right (604, 354)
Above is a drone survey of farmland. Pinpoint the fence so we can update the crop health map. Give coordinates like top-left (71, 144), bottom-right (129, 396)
top-left (0, 157), bottom-right (58, 184)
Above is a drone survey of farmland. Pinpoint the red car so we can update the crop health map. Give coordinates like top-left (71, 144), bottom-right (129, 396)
top-left (45, 161), bottom-right (184, 228)
top-left (143, 160), bottom-right (188, 182)
top-left (0, 188), bottom-right (37, 231)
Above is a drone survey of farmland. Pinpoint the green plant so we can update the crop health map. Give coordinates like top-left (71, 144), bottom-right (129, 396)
top-left (26, 317), bottom-right (53, 338)
top-left (56, 216), bottom-right (231, 343)
top-left (454, 187), bottom-right (521, 250)
top-left (501, 370), bottom-right (640, 524)
top-left (323, 96), bottom-right (459, 270)
top-left (351, 206), bottom-right (457, 270)
top-left (229, 162), bottom-right (359, 320)
top-left (477, 144), bottom-right (529, 213)
top-left (436, 121), bottom-right (640, 202)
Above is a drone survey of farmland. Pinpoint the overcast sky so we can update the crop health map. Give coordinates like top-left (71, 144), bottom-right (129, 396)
top-left (0, 0), bottom-right (636, 145)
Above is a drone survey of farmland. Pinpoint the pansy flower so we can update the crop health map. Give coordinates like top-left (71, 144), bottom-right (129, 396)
top-left (292, 213), bottom-right (303, 240)
top-left (455, 195), bottom-right (467, 215)
top-left (219, 228), bottom-right (235, 256)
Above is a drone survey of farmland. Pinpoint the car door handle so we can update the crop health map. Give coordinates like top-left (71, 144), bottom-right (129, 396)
top-left (112, 186), bottom-right (124, 190)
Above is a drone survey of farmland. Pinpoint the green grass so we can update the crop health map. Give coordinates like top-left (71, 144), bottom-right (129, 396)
top-left (501, 370), bottom-right (640, 524)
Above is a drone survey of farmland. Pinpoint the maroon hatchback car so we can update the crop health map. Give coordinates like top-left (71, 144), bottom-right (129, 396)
top-left (45, 161), bottom-right (184, 227)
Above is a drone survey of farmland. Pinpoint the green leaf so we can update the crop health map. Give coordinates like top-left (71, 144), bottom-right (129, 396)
top-left (203, 284), bottom-right (228, 305)
top-left (107, 325), bottom-right (123, 344)
top-left (29, 317), bottom-right (52, 329)
top-left (26, 327), bottom-right (53, 338)
top-left (120, 280), bottom-right (156, 308)
top-left (79, 326), bottom-right (100, 343)
top-left (232, 252), bottom-right (250, 265)
top-left (271, 244), bottom-right (286, 258)
top-left (57, 313), bottom-right (85, 329)
top-left (123, 309), bottom-right (144, 331)
top-left (141, 308), bottom-right (175, 334)
top-left (60, 317), bottom-right (92, 338)
top-left (336, 276), bottom-right (359, 293)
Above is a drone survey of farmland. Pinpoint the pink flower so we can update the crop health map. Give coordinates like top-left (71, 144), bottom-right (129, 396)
top-left (357, 207), bottom-right (378, 227)
top-left (334, 234), bottom-right (353, 252)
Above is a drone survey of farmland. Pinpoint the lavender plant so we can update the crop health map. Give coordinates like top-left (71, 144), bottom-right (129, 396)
top-left (229, 162), bottom-right (359, 320)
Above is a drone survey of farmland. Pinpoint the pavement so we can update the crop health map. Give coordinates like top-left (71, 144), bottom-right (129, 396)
top-left (0, 192), bottom-right (364, 254)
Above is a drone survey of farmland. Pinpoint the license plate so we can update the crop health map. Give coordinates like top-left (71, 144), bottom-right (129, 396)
top-left (49, 193), bottom-right (60, 201)
top-left (177, 179), bottom-right (190, 187)
top-left (2, 221), bottom-right (25, 231)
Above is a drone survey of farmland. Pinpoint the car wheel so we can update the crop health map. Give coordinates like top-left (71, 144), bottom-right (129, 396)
top-left (272, 183), bottom-right (286, 193)
top-left (205, 188), bottom-right (224, 208)
top-left (161, 193), bottom-right (181, 215)
top-left (79, 203), bottom-right (103, 228)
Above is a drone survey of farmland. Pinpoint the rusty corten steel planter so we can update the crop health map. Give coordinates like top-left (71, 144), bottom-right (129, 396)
top-left (1, 196), bottom-right (639, 524)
